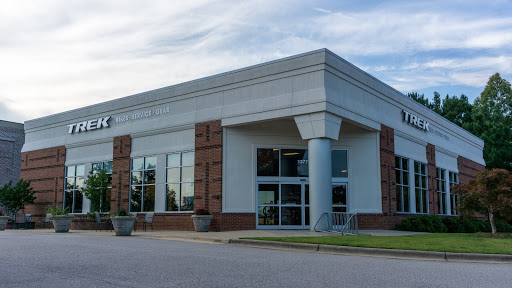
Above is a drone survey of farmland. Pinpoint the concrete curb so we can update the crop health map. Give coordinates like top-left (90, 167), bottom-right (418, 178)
top-left (229, 239), bottom-right (320, 252)
top-left (229, 239), bottom-right (512, 264)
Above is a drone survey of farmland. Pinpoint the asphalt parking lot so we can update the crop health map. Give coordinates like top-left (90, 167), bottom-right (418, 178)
top-left (1, 230), bottom-right (512, 288)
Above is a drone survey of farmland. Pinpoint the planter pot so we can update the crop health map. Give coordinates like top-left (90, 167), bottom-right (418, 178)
top-left (51, 215), bottom-right (74, 233)
top-left (111, 216), bottom-right (136, 236)
top-left (0, 216), bottom-right (10, 231)
top-left (192, 215), bottom-right (213, 232)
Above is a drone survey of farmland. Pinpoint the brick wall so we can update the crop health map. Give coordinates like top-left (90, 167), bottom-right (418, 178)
top-left (20, 146), bottom-right (66, 218)
top-left (426, 144), bottom-right (437, 214)
top-left (379, 125), bottom-right (396, 216)
top-left (112, 135), bottom-right (131, 212)
top-left (458, 156), bottom-right (485, 185)
top-left (194, 120), bottom-right (223, 231)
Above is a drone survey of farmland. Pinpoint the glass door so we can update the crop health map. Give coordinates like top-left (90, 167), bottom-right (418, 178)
top-left (257, 183), bottom-right (279, 227)
top-left (280, 183), bottom-right (302, 228)
top-left (257, 182), bottom-right (309, 229)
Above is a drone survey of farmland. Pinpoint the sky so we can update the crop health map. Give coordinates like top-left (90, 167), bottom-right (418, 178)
top-left (1, 0), bottom-right (511, 123)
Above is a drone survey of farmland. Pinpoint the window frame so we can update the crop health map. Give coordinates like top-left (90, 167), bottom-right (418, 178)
top-left (414, 161), bottom-right (428, 214)
top-left (129, 156), bottom-right (157, 213)
top-left (449, 171), bottom-right (459, 215)
top-left (64, 164), bottom-right (85, 213)
top-left (395, 155), bottom-right (410, 213)
top-left (165, 151), bottom-right (195, 212)
top-left (91, 161), bottom-right (113, 212)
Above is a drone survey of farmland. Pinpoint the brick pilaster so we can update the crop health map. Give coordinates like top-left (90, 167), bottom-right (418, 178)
top-left (112, 135), bottom-right (131, 212)
top-left (379, 124), bottom-right (395, 216)
top-left (20, 146), bottom-right (66, 218)
top-left (194, 120), bottom-right (223, 231)
top-left (426, 144), bottom-right (437, 214)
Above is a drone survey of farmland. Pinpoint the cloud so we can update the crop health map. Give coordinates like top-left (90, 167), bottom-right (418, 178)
top-left (0, 0), bottom-right (511, 120)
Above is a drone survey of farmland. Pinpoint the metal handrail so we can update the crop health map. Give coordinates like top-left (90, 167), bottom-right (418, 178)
top-left (314, 212), bottom-right (358, 235)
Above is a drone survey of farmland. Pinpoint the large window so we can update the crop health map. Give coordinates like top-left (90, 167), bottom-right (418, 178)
top-left (92, 161), bottom-right (113, 212)
top-left (257, 148), bottom-right (348, 178)
top-left (130, 156), bottom-right (156, 212)
top-left (64, 165), bottom-right (85, 213)
top-left (414, 161), bottom-right (428, 214)
top-left (449, 171), bottom-right (459, 215)
top-left (395, 156), bottom-right (410, 213)
top-left (166, 151), bottom-right (194, 212)
top-left (437, 168), bottom-right (448, 214)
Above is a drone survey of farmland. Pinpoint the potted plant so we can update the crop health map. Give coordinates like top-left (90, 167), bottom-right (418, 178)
top-left (191, 208), bottom-right (212, 232)
top-left (47, 206), bottom-right (73, 233)
top-left (111, 208), bottom-right (136, 236)
top-left (0, 209), bottom-right (10, 231)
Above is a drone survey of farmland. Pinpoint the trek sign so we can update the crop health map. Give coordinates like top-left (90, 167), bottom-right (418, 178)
top-left (67, 116), bottom-right (111, 134)
top-left (402, 110), bottom-right (430, 132)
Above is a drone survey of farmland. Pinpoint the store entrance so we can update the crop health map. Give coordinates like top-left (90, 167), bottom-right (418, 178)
top-left (257, 182), bottom-right (310, 229)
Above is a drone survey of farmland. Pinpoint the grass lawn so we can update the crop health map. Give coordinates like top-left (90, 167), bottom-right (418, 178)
top-left (246, 233), bottom-right (512, 255)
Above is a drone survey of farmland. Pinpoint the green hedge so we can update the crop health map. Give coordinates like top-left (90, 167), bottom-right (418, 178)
top-left (396, 215), bottom-right (447, 233)
top-left (397, 215), bottom-right (512, 233)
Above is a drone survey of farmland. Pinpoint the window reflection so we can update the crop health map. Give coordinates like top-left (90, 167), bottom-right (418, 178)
top-left (257, 149), bottom-right (279, 176)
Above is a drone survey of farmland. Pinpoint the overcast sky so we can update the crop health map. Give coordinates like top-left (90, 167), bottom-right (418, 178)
top-left (1, 0), bottom-right (511, 123)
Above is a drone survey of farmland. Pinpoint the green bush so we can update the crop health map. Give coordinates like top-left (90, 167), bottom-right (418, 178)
top-left (442, 218), bottom-right (464, 233)
top-left (396, 215), bottom-right (447, 233)
top-left (496, 221), bottom-right (512, 233)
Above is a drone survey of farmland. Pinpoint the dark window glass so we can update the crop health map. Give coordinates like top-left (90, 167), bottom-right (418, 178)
top-left (166, 184), bottom-right (180, 211)
top-left (281, 207), bottom-right (301, 226)
top-left (130, 186), bottom-right (142, 212)
top-left (257, 149), bottom-right (279, 176)
top-left (332, 185), bottom-right (347, 206)
top-left (281, 149), bottom-right (308, 177)
top-left (144, 185), bottom-right (155, 212)
top-left (332, 150), bottom-right (348, 177)
top-left (281, 184), bottom-right (301, 205)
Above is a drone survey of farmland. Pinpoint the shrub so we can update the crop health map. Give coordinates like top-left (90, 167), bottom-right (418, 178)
top-left (396, 215), bottom-right (447, 233)
top-left (115, 208), bottom-right (129, 217)
top-left (442, 218), bottom-right (464, 233)
top-left (46, 206), bottom-right (69, 216)
top-left (496, 221), bottom-right (512, 233)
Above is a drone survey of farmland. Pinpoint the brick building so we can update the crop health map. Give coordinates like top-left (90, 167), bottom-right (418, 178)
top-left (21, 49), bottom-right (485, 231)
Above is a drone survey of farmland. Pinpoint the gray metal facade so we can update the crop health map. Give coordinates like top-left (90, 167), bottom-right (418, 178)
top-left (0, 120), bottom-right (25, 187)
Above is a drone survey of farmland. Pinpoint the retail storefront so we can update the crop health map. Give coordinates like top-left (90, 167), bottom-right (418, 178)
top-left (21, 49), bottom-right (485, 231)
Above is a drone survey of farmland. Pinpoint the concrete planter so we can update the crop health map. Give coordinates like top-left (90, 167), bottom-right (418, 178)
top-left (192, 215), bottom-right (213, 232)
top-left (0, 216), bottom-right (10, 231)
top-left (51, 215), bottom-right (74, 233)
top-left (111, 216), bottom-right (136, 236)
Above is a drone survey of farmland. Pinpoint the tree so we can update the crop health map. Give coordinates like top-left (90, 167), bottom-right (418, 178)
top-left (81, 168), bottom-right (111, 212)
top-left (407, 92), bottom-right (432, 109)
top-left (464, 73), bottom-right (512, 171)
top-left (454, 169), bottom-right (512, 233)
top-left (432, 92), bottom-right (442, 114)
top-left (0, 179), bottom-right (36, 216)
top-left (441, 94), bottom-right (472, 127)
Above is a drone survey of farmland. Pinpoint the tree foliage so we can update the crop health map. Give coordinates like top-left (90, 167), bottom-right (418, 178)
top-left (407, 73), bottom-right (512, 171)
top-left (464, 73), bottom-right (512, 170)
top-left (0, 179), bottom-right (36, 215)
top-left (81, 168), bottom-right (110, 212)
top-left (453, 169), bottom-right (512, 233)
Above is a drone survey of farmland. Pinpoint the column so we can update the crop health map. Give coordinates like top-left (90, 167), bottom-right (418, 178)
top-left (294, 112), bottom-right (342, 231)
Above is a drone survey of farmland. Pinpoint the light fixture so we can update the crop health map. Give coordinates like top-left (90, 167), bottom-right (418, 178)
top-left (283, 152), bottom-right (300, 156)
top-left (341, 170), bottom-right (347, 173)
